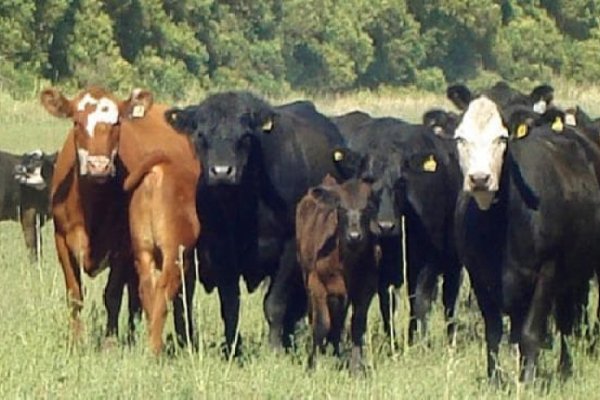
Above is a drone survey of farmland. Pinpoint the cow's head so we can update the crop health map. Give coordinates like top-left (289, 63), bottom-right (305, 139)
top-left (455, 96), bottom-right (508, 210)
top-left (166, 92), bottom-right (273, 186)
top-left (333, 147), bottom-right (402, 237)
top-left (423, 109), bottom-right (458, 138)
top-left (314, 175), bottom-right (377, 249)
top-left (530, 84), bottom-right (554, 114)
top-left (13, 150), bottom-right (57, 190)
top-left (40, 87), bottom-right (153, 181)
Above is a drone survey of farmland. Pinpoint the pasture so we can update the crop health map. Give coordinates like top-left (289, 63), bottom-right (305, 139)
top-left (2, 85), bottom-right (600, 399)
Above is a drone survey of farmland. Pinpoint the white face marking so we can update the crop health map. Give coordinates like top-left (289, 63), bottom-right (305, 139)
top-left (455, 96), bottom-right (508, 208)
top-left (533, 100), bottom-right (547, 114)
top-left (77, 94), bottom-right (119, 136)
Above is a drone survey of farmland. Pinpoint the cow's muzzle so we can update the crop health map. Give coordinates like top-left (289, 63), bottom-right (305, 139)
top-left (208, 165), bottom-right (237, 185)
top-left (78, 149), bottom-right (117, 178)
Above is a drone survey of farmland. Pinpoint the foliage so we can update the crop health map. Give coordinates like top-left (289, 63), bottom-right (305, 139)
top-left (1, 0), bottom-right (600, 98)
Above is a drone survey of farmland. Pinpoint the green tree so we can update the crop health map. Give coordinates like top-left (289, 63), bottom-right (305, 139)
top-left (360, 0), bottom-right (426, 88)
top-left (64, 0), bottom-right (134, 90)
top-left (281, 0), bottom-right (374, 91)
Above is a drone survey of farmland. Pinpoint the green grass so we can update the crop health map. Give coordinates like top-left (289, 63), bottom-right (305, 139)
top-left (2, 87), bottom-right (600, 399)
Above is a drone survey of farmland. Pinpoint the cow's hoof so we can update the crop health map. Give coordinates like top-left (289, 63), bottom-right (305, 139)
top-left (101, 336), bottom-right (119, 351)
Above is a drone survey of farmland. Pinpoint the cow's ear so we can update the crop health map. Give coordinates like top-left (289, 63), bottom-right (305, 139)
top-left (40, 88), bottom-right (73, 118)
top-left (252, 109), bottom-right (276, 134)
top-left (121, 88), bottom-right (153, 119)
top-left (332, 147), bottom-right (365, 179)
top-left (165, 107), bottom-right (197, 134)
top-left (446, 84), bottom-right (472, 111)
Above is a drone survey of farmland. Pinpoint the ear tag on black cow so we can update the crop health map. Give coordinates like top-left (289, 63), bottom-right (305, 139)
top-left (423, 155), bottom-right (437, 172)
top-left (333, 150), bottom-right (344, 162)
top-left (516, 124), bottom-right (529, 139)
top-left (262, 118), bottom-right (274, 133)
top-left (551, 116), bottom-right (564, 133)
top-left (132, 104), bottom-right (145, 118)
top-left (565, 113), bottom-right (577, 126)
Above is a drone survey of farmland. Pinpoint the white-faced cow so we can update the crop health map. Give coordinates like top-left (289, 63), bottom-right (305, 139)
top-left (454, 96), bottom-right (600, 382)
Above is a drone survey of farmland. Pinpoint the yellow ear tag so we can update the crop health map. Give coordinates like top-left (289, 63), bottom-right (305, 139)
top-left (131, 104), bottom-right (145, 118)
top-left (423, 155), bottom-right (437, 172)
top-left (262, 118), bottom-right (273, 133)
top-left (333, 150), bottom-right (344, 162)
top-left (551, 116), bottom-right (564, 133)
top-left (516, 123), bottom-right (528, 139)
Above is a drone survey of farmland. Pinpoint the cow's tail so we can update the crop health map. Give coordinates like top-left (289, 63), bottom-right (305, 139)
top-left (123, 150), bottom-right (171, 192)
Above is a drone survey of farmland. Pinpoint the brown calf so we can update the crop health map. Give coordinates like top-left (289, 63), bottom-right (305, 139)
top-left (296, 175), bottom-right (379, 372)
top-left (118, 102), bottom-right (201, 354)
top-left (41, 87), bottom-right (151, 342)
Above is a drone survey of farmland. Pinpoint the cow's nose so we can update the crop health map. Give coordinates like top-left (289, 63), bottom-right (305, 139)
top-left (469, 173), bottom-right (490, 189)
top-left (87, 157), bottom-right (111, 175)
top-left (377, 221), bottom-right (396, 233)
top-left (210, 165), bottom-right (235, 178)
top-left (347, 231), bottom-right (362, 242)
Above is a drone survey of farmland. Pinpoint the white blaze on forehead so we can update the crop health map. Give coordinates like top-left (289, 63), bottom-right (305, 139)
top-left (456, 96), bottom-right (507, 141)
top-left (77, 94), bottom-right (119, 136)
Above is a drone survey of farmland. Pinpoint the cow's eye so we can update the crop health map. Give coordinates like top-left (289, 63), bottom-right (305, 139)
top-left (495, 136), bottom-right (508, 145)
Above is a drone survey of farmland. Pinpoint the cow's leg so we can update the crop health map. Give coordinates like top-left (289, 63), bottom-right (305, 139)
top-left (327, 294), bottom-right (347, 357)
top-left (103, 265), bottom-right (125, 340)
top-left (149, 251), bottom-right (183, 354)
top-left (377, 237), bottom-right (402, 338)
top-left (264, 239), bottom-right (298, 350)
top-left (217, 279), bottom-right (242, 357)
top-left (469, 271), bottom-right (503, 381)
top-left (55, 233), bottom-right (84, 339)
top-left (134, 250), bottom-right (156, 324)
top-left (20, 208), bottom-right (38, 261)
top-left (555, 287), bottom-right (581, 379)
top-left (307, 273), bottom-right (329, 370)
top-left (349, 284), bottom-right (376, 375)
top-left (519, 261), bottom-right (555, 383)
top-left (442, 261), bottom-right (462, 342)
top-left (282, 266), bottom-right (307, 349)
top-left (126, 264), bottom-right (142, 344)
top-left (173, 255), bottom-right (197, 350)
top-left (411, 263), bottom-right (438, 344)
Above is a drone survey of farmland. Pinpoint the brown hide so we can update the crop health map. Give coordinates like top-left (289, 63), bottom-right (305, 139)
top-left (119, 103), bottom-right (201, 353)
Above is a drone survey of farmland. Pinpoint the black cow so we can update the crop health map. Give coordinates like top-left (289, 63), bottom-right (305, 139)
top-left (1, 149), bottom-right (56, 261)
top-left (165, 92), bottom-right (345, 354)
top-left (332, 112), bottom-right (462, 343)
top-left (454, 96), bottom-right (600, 382)
top-left (447, 81), bottom-right (554, 114)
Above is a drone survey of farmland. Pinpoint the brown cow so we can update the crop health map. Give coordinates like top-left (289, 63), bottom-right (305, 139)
top-left (118, 100), bottom-right (201, 354)
top-left (296, 175), bottom-right (379, 373)
top-left (42, 87), bottom-right (201, 354)
top-left (41, 87), bottom-right (148, 342)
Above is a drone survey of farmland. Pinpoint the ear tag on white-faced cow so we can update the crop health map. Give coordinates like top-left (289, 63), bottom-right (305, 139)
top-left (333, 150), bottom-right (345, 162)
top-left (551, 116), bottom-right (564, 133)
top-left (131, 104), bottom-right (145, 118)
top-left (262, 118), bottom-right (274, 133)
top-left (423, 155), bottom-right (437, 172)
top-left (516, 124), bottom-right (529, 139)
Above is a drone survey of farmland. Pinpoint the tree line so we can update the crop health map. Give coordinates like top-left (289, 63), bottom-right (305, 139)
top-left (1, 0), bottom-right (599, 99)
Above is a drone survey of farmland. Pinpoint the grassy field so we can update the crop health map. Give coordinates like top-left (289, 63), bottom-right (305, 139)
top-left (2, 86), bottom-right (600, 399)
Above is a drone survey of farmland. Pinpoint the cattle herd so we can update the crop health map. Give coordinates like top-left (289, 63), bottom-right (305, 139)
top-left (3, 81), bottom-right (600, 382)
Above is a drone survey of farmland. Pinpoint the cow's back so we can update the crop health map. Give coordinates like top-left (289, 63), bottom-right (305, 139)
top-left (118, 103), bottom-right (199, 180)
top-left (259, 103), bottom-right (345, 216)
